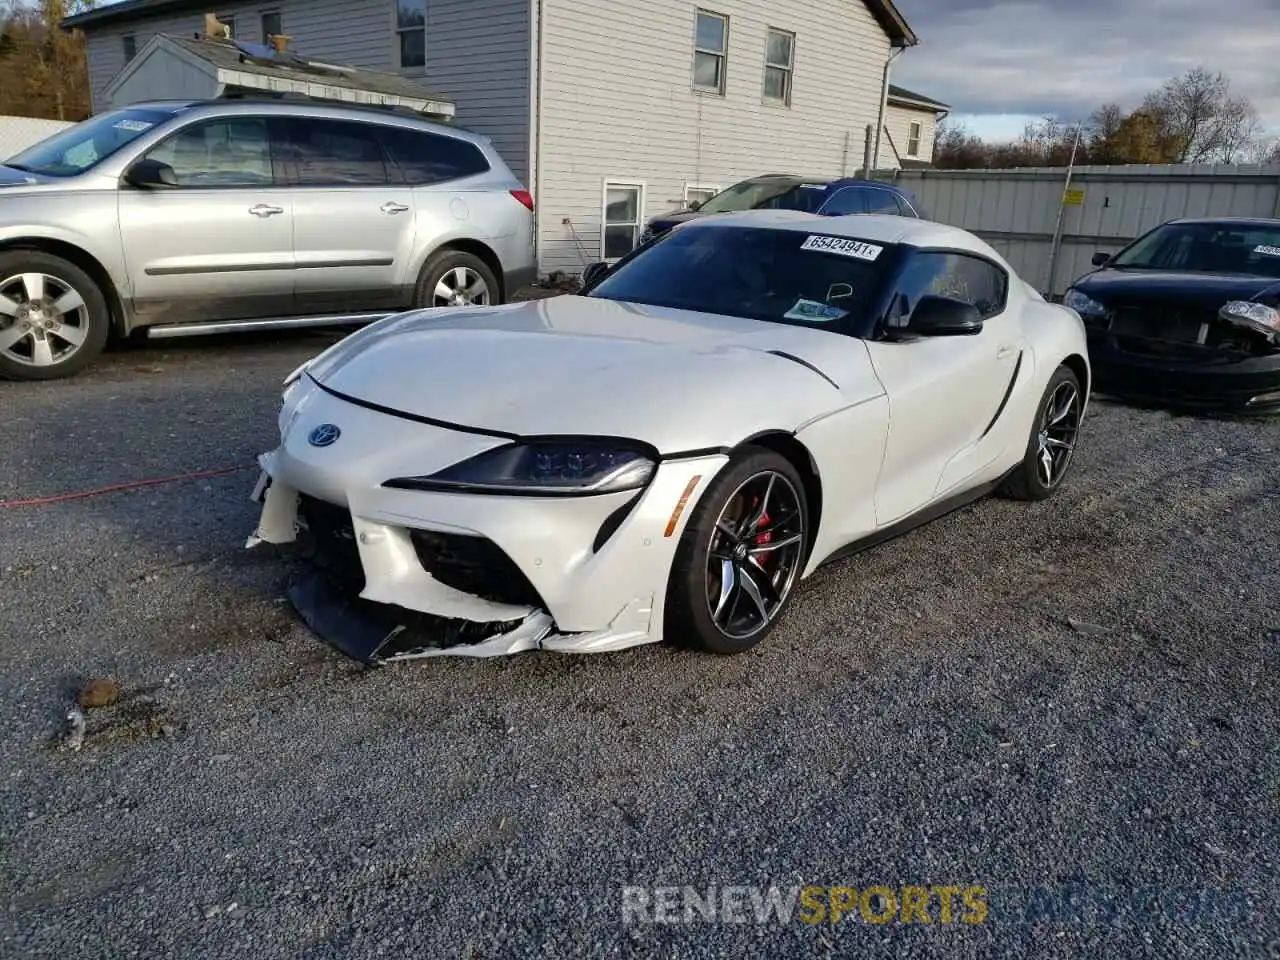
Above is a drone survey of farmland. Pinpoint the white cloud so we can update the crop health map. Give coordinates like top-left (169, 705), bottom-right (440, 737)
top-left (889, 0), bottom-right (1280, 137)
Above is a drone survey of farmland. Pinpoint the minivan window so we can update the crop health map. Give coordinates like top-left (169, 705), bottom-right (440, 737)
top-left (378, 127), bottom-right (490, 185)
top-left (696, 178), bottom-right (826, 214)
top-left (287, 119), bottom-right (390, 186)
top-left (6, 107), bottom-right (177, 177)
top-left (143, 118), bottom-right (274, 187)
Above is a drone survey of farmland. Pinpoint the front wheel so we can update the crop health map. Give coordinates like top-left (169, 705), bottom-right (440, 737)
top-left (665, 447), bottom-right (810, 654)
top-left (0, 251), bottom-right (110, 381)
top-left (999, 364), bottom-right (1084, 501)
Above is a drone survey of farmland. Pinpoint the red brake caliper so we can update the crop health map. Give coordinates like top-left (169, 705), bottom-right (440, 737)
top-left (754, 506), bottom-right (773, 556)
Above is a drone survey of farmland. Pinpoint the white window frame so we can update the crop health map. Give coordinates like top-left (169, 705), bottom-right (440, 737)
top-left (395, 0), bottom-right (427, 71)
top-left (693, 9), bottom-right (729, 95)
top-left (601, 180), bottom-right (646, 263)
top-left (260, 10), bottom-right (283, 45)
top-left (684, 182), bottom-right (720, 208)
top-left (906, 120), bottom-right (922, 157)
top-left (763, 27), bottom-right (794, 106)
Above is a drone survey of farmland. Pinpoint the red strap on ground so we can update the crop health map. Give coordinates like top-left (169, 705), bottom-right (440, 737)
top-left (0, 464), bottom-right (254, 508)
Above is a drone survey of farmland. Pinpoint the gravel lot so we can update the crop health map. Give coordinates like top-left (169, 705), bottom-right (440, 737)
top-left (1, 331), bottom-right (1277, 959)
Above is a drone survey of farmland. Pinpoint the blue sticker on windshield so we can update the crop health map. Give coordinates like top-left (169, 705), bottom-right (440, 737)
top-left (784, 299), bottom-right (848, 323)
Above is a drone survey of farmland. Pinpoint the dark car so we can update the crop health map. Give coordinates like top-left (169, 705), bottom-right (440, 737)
top-left (1064, 217), bottom-right (1280, 413)
top-left (637, 174), bottom-right (924, 246)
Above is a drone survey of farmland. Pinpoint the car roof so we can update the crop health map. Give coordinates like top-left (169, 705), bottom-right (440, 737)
top-left (824, 177), bottom-right (912, 194)
top-left (681, 210), bottom-right (1005, 259)
top-left (113, 97), bottom-right (490, 144)
top-left (1167, 216), bottom-right (1280, 227)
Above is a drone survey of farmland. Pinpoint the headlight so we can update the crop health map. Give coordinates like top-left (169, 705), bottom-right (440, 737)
top-left (1063, 288), bottom-right (1109, 318)
top-left (385, 440), bottom-right (657, 496)
top-left (1219, 300), bottom-right (1280, 336)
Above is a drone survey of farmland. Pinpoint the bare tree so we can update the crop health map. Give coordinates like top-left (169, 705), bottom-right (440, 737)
top-left (1142, 66), bottom-right (1262, 163)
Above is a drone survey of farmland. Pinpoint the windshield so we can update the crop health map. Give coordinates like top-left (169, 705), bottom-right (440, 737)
top-left (696, 178), bottom-right (829, 214)
top-left (6, 107), bottom-right (178, 177)
top-left (1110, 222), bottom-right (1280, 278)
top-left (587, 225), bottom-right (892, 329)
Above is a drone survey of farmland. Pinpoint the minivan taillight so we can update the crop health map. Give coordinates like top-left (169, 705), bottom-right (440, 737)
top-left (510, 190), bottom-right (535, 212)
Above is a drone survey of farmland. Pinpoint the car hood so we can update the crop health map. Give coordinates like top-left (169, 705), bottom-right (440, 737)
top-left (303, 296), bottom-right (879, 454)
top-left (646, 209), bottom-right (705, 232)
top-left (1074, 268), bottom-right (1280, 307)
top-left (0, 165), bottom-right (48, 190)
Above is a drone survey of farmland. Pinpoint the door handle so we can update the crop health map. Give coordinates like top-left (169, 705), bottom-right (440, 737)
top-left (249, 204), bottom-right (284, 218)
top-left (381, 201), bottom-right (410, 215)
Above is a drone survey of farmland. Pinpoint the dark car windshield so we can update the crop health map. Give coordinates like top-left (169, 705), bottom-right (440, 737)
top-left (696, 178), bottom-right (829, 214)
top-left (587, 225), bottom-right (892, 329)
top-left (6, 107), bottom-right (178, 177)
top-left (1110, 221), bottom-right (1280, 278)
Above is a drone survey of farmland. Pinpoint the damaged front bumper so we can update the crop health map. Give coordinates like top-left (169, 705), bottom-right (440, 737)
top-left (246, 381), bottom-right (725, 662)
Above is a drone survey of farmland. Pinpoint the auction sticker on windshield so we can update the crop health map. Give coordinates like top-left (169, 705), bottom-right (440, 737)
top-left (800, 235), bottom-right (883, 261)
top-left (1253, 244), bottom-right (1280, 257)
top-left (783, 299), bottom-right (848, 322)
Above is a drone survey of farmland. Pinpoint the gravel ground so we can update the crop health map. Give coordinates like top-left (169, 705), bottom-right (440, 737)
top-left (0, 332), bottom-right (1277, 959)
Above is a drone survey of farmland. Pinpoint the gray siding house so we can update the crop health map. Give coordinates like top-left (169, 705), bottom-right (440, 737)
top-left (67, 0), bottom-right (920, 278)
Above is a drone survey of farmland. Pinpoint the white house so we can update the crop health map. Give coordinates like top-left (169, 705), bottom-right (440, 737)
top-left (881, 83), bottom-right (950, 169)
top-left (66, 0), bottom-right (924, 278)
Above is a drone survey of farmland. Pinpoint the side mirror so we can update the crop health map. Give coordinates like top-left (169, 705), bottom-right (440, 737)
top-left (687, 200), bottom-right (702, 212)
top-left (124, 157), bottom-right (178, 189)
top-left (581, 261), bottom-right (611, 289)
top-left (1091, 251), bottom-right (1111, 267)
top-left (906, 294), bottom-right (984, 336)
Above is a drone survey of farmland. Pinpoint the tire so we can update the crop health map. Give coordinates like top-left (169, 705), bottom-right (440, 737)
top-left (414, 249), bottom-right (502, 309)
top-left (665, 446), bottom-right (810, 655)
top-left (0, 251), bottom-right (110, 381)
top-left (998, 364), bottom-right (1084, 501)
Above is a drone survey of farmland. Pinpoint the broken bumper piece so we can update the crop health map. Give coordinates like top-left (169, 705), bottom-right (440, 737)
top-left (287, 566), bottom-right (555, 663)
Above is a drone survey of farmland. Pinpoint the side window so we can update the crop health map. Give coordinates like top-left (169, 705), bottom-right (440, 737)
top-left (890, 251), bottom-right (1008, 325)
top-left (819, 187), bottom-right (868, 216)
top-left (143, 118), bottom-right (274, 187)
top-left (864, 189), bottom-right (904, 215)
top-left (377, 127), bottom-right (490, 185)
top-left (286, 119), bottom-right (390, 186)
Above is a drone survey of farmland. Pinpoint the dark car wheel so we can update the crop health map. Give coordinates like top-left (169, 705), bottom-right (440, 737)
top-left (0, 251), bottom-right (110, 381)
top-left (999, 364), bottom-right (1084, 501)
top-left (414, 249), bottom-right (501, 309)
top-left (665, 446), bottom-right (810, 654)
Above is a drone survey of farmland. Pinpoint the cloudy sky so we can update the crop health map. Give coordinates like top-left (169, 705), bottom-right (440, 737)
top-left (890, 0), bottom-right (1280, 142)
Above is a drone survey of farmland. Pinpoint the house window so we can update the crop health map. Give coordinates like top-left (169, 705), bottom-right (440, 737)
top-left (122, 34), bottom-right (137, 62)
top-left (217, 15), bottom-right (236, 38)
top-left (763, 28), bottom-right (794, 104)
top-left (397, 0), bottom-right (426, 69)
top-left (261, 11), bottom-right (282, 44)
top-left (684, 183), bottom-right (719, 209)
top-left (603, 182), bottom-right (644, 260)
top-left (693, 10), bottom-right (728, 94)
top-left (907, 120), bottom-right (922, 157)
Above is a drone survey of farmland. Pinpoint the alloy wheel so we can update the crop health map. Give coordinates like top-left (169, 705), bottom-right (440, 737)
top-left (705, 470), bottom-right (806, 641)
top-left (0, 273), bottom-right (90, 368)
top-left (1037, 380), bottom-right (1081, 487)
top-left (432, 267), bottom-right (491, 307)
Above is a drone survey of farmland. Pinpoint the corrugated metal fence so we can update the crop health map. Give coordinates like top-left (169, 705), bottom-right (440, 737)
top-left (893, 163), bottom-right (1280, 297)
top-left (0, 115), bottom-right (73, 160)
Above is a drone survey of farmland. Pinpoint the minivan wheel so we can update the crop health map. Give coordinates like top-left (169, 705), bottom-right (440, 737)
top-left (0, 251), bottom-right (110, 381)
top-left (415, 249), bottom-right (501, 309)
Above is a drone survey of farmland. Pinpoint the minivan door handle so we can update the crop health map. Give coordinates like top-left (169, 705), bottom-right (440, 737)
top-left (381, 201), bottom-right (410, 215)
top-left (249, 204), bottom-right (284, 218)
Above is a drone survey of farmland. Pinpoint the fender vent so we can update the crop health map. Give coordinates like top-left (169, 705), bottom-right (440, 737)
top-left (765, 350), bottom-right (839, 389)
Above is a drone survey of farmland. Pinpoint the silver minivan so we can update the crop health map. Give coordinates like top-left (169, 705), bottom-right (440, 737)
top-left (0, 98), bottom-right (536, 380)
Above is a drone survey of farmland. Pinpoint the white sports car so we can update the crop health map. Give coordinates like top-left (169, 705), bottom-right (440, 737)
top-left (248, 211), bottom-right (1090, 663)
